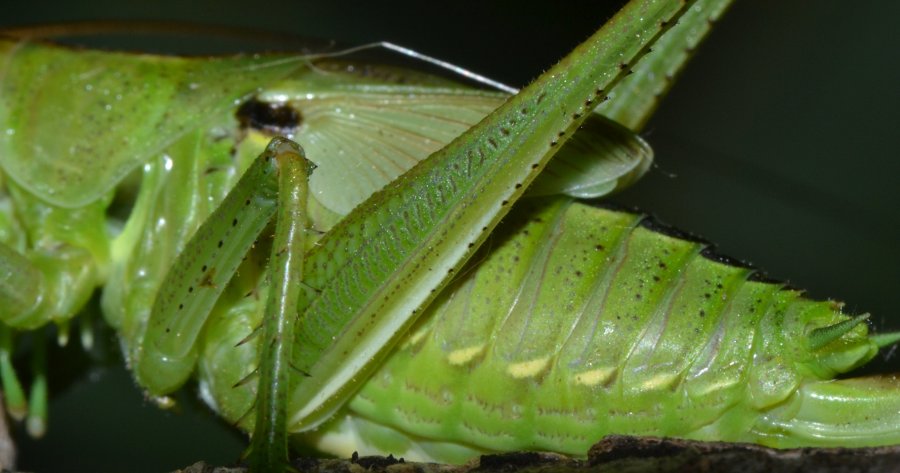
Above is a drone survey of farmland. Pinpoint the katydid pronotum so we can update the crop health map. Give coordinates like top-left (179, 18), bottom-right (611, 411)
top-left (1, 0), bottom-right (900, 470)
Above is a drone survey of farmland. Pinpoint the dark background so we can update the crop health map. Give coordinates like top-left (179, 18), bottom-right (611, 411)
top-left (2, 1), bottom-right (900, 471)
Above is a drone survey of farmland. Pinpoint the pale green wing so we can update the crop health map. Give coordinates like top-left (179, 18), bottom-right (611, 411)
top-left (262, 71), bottom-right (503, 217)
top-left (523, 115), bottom-right (651, 198)
top-left (255, 62), bottom-right (652, 218)
top-left (0, 38), bottom-right (304, 207)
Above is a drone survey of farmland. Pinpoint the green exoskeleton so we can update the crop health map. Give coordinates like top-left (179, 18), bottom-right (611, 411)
top-left (1, 0), bottom-right (899, 470)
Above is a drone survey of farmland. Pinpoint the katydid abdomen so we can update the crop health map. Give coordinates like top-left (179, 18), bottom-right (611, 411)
top-left (287, 198), bottom-right (900, 463)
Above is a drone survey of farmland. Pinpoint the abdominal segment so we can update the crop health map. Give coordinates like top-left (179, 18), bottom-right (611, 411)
top-left (297, 197), bottom-right (872, 463)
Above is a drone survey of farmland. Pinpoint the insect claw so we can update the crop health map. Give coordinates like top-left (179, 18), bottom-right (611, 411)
top-left (148, 395), bottom-right (176, 410)
top-left (56, 320), bottom-right (70, 347)
top-left (79, 309), bottom-right (95, 350)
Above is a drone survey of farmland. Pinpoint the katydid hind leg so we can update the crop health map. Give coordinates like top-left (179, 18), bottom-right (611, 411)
top-left (287, 0), bottom-right (693, 431)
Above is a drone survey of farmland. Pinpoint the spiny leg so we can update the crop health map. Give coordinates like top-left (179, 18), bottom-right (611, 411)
top-left (0, 178), bottom-right (112, 433)
top-left (133, 137), bottom-right (313, 471)
top-left (0, 245), bottom-right (84, 438)
top-left (247, 141), bottom-right (313, 471)
top-left (129, 136), bottom-right (308, 402)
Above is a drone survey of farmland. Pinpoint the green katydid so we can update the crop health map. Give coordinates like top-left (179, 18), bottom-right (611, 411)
top-left (0, 1), bottom-right (676, 468)
top-left (1, 0), bottom-right (900, 470)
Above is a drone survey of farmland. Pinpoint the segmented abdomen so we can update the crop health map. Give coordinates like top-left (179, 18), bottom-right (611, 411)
top-left (313, 197), bottom-right (853, 462)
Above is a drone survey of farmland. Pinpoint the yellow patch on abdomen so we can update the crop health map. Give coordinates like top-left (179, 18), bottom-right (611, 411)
top-left (573, 367), bottom-right (615, 387)
top-left (507, 357), bottom-right (550, 379)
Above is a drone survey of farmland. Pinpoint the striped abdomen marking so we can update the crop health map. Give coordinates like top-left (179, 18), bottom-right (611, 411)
top-left (342, 197), bottom-right (869, 460)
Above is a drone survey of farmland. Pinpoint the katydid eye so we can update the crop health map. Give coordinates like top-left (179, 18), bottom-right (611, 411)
top-left (236, 98), bottom-right (302, 135)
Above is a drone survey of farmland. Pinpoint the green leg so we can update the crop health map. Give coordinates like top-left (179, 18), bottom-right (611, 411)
top-left (134, 138), bottom-right (313, 471)
top-left (0, 186), bottom-right (107, 439)
top-left (0, 247), bottom-right (49, 436)
top-left (248, 141), bottom-right (313, 472)
top-left (0, 324), bottom-right (26, 421)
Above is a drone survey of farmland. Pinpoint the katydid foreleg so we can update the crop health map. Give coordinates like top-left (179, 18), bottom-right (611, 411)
top-left (248, 140), bottom-right (314, 471)
top-left (133, 138), bottom-right (314, 472)
top-left (0, 150), bottom-right (112, 438)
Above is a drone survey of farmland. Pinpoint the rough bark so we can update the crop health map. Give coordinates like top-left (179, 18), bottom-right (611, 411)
top-left (172, 436), bottom-right (900, 473)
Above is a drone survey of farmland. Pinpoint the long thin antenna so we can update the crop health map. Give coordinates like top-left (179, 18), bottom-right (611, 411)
top-left (321, 41), bottom-right (518, 94)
